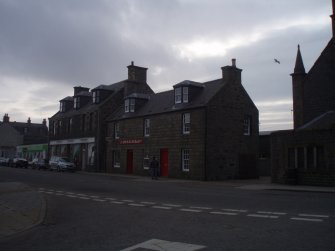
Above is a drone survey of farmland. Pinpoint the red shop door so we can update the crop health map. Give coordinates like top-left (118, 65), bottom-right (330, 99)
top-left (160, 149), bottom-right (169, 177)
top-left (127, 150), bottom-right (133, 174)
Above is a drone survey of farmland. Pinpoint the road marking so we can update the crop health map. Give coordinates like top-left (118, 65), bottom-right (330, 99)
top-left (105, 197), bottom-right (117, 201)
top-left (257, 211), bottom-right (287, 215)
top-left (78, 197), bottom-right (90, 200)
top-left (66, 195), bottom-right (78, 198)
top-left (122, 199), bottom-right (134, 203)
top-left (222, 208), bottom-right (248, 213)
top-left (162, 203), bottom-right (182, 207)
top-left (54, 193), bottom-right (64, 196)
top-left (180, 208), bottom-right (202, 213)
top-left (128, 203), bottom-right (146, 207)
top-left (44, 191), bottom-right (54, 194)
top-left (120, 238), bottom-right (206, 251)
top-left (247, 214), bottom-right (279, 219)
top-left (152, 206), bottom-right (172, 210)
top-left (190, 206), bottom-right (212, 210)
top-left (210, 211), bottom-right (237, 216)
top-left (66, 192), bottom-right (75, 195)
top-left (90, 195), bottom-right (100, 198)
top-left (93, 199), bottom-right (106, 202)
top-left (111, 201), bottom-right (125, 205)
top-left (76, 193), bottom-right (88, 197)
top-left (56, 190), bottom-right (64, 193)
top-left (298, 214), bottom-right (329, 218)
top-left (291, 217), bottom-right (323, 222)
top-left (141, 201), bottom-right (156, 205)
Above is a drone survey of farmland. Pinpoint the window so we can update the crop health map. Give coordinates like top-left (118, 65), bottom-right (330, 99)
top-left (59, 102), bottom-right (65, 112)
top-left (68, 118), bottom-right (72, 133)
top-left (125, 99), bottom-right (135, 113)
top-left (175, 87), bottom-right (189, 104)
top-left (113, 151), bottom-right (120, 168)
top-left (175, 87), bottom-right (182, 104)
top-left (144, 119), bottom-right (150, 137)
top-left (182, 149), bottom-right (190, 172)
top-left (243, 116), bottom-right (251, 135)
top-left (114, 122), bottom-right (120, 139)
top-left (183, 113), bottom-right (190, 134)
top-left (74, 97), bottom-right (80, 109)
top-left (182, 87), bottom-right (189, 103)
top-left (93, 91), bottom-right (100, 104)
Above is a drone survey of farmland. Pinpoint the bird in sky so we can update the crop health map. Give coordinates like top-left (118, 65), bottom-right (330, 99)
top-left (274, 58), bottom-right (280, 64)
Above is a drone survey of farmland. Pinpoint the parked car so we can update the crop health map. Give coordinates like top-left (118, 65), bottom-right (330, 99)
top-left (12, 158), bottom-right (28, 168)
top-left (49, 156), bottom-right (76, 172)
top-left (30, 158), bottom-right (48, 170)
top-left (0, 157), bottom-right (10, 166)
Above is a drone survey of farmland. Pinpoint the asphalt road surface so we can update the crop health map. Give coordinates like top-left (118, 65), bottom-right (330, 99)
top-left (1, 166), bottom-right (335, 251)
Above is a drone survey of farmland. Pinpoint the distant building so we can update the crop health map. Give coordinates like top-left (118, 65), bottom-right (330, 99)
top-left (271, 1), bottom-right (335, 186)
top-left (106, 59), bottom-right (259, 180)
top-left (48, 62), bottom-right (153, 171)
top-left (0, 114), bottom-right (48, 158)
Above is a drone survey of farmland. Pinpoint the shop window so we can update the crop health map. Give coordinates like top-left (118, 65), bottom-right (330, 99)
top-left (182, 113), bottom-right (190, 134)
top-left (182, 149), bottom-right (190, 172)
top-left (113, 150), bottom-right (120, 168)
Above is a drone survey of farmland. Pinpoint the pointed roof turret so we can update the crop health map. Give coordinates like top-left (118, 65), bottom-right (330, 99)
top-left (331, 0), bottom-right (335, 36)
top-left (293, 44), bottom-right (306, 74)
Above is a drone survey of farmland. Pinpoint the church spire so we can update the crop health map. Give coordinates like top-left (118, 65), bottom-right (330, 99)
top-left (293, 44), bottom-right (306, 75)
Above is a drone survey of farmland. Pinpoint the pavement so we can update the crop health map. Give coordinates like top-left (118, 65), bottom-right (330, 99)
top-left (0, 175), bottom-right (334, 241)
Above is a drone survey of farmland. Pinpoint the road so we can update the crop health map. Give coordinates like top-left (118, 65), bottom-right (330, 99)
top-left (0, 166), bottom-right (335, 250)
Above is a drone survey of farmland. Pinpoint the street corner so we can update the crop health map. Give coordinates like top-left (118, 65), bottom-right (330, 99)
top-left (0, 182), bottom-right (47, 240)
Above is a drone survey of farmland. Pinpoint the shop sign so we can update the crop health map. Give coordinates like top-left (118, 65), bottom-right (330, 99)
top-left (118, 139), bottom-right (143, 145)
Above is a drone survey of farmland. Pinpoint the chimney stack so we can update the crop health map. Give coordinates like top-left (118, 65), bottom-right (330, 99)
top-left (3, 113), bottom-right (10, 123)
top-left (127, 61), bottom-right (148, 83)
top-left (221, 58), bottom-right (242, 84)
top-left (42, 118), bottom-right (47, 126)
top-left (27, 117), bottom-right (31, 124)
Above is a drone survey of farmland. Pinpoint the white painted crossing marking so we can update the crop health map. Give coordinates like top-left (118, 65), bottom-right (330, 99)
top-left (120, 238), bottom-right (206, 251)
top-left (291, 217), bottom-right (323, 222)
top-left (152, 206), bottom-right (172, 210)
top-left (66, 195), bottom-right (78, 198)
top-left (180, 208), bottom-right (202, 213)
top-left (298, 214), bottom-right (329, 218)
top-left (56, 190), bottom-right (64, 193)
top-left (44, 191), bottom-right (54, 194)
top-left (190, 206), bottom-right (212, 210)
top-left (141, 201), bottom-right (156, 205)
top-left (247, 214), bottom-right (279, 219)
top-left (128, 203), bottom-right (146, 207)
top-left (257, 211), bottom-right (287, 215)
top-left (122, 199), bottom-right (134, 203)
top-left (222, 208), bottom-right (248, 213)
top-left (90, 195), bottom-right (100, 198)
top-left (54, 193), bottom-right (64, 196)
top-left (93, 199), bottom-right (106, 202)
top-left (66, 192), bottom-right (75, 195)
top-left (210, 211), bottom-right (237, 216)
top-left (162, 203), bottom-right (182, 207)
top-left (78, 197), bottom-right (90, 200)
top-left (105, 197), bottom-right (117, 201)
top-left (76, 193), bottom-right (88, 197)
top-left (111, 201), bottom-right (125, 205)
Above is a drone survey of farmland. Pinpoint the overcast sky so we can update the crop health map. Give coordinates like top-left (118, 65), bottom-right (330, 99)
top-left (0, 0), bottom-right (333, 131)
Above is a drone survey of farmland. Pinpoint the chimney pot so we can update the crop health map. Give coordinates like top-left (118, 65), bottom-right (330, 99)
top-left (232, 58), bottom-right (236, 67)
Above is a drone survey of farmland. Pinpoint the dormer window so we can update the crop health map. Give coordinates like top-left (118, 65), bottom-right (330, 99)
top-left (93, 91), bottom-right (100, 104)
top-left (74, 97), bottom-right (80, 109)
top-left (175, 87), bottom-right (189, 104)
top-left (59, 102), bottom-right (65, 112)
top-left (125, 98), bottom-right (135, 113)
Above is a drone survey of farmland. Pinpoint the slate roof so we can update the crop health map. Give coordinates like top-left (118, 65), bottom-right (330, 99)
top-left (298, 110), bottom-right (335, 131)
top-left (109, 78), bottom-right (224, 121)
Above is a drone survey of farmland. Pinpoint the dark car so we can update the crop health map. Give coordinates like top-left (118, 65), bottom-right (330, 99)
top-left (0, 157), bottom-right (10, 166)
top-left (30, 158), bottom-right (48, 170)
top-left (12, 158), bottom-right (28, 168)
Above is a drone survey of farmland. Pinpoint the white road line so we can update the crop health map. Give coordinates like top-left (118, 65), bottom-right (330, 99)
top-left (190, 206), bottom-right (212, 210)
top-left (90, 195), bottom-right (100, 198)
top-left (93, 199), bottom-right (106, 202)
top-left (210, 211), bottom-right (237, 216)
top-left (141, 201), bottom-right (156, 205)
top-left (56, 190), bottom-right (64, 193)
top-left (44, 191), bottom-right (54, 194)
top-left (66, 192), bottom-right (75, 195)
top-left (162, 204), bottom-right (182, 207)
top-left (152, 206), bottom-right (172, 210)
top-left (291, 217), bottom-right (323, 222)
top-left (54, 193), bottom-right (64, 196)
top-left (105, 197), bottom-right (117, 201)
top-left (128, 203), bottom-right (146, 207)
top-left (76, 194), bottom-right (88, 197)
top-left (257, 211), bottom-right (287, 215)
top-left (179, 208), bottom-right (202, 213)
top-left (111, 201), bottom-right (125, 205)
top-left (122, 199), bottom-right (134, 203)
top-left (298, 214), bottom-right (329, 218)
top-left (222, 209), bottom-right (248, 213)
top-left (247, 214), bottom-right (279, 219)
top-left (78, 197), bottom-right (91, 200)
top-left (38, 188), bottom-right (45, 190)
top-left (66, 195), bottom-right (78, 198)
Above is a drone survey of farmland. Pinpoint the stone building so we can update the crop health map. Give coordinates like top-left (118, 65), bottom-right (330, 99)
top-left (271, 0), bottom-right (335, 186)
top-left (0, 114), bottom-right (48, 158)
top-left (106, 59), bottom-right (259, 180)
top-left (48, 62), bottom-right (153, 171)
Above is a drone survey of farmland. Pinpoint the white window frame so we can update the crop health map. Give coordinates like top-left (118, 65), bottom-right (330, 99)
top-left (114, 122), bottom-right (120, 139)
top-left (243, 116), bottom-right (251, 136)
top-left (144, 118), bottom-right (150, 137)
top-left (183, 113), bottom-right (190, 134)
top-left (60, 102), bottom-right (65, 112)
top-left (113, 150), bottom-right (120, 168)
top-left (93, 91), bottom-right (100, 104)
top-left (175, 87), bottom-right (182, 104)
top-left (125, 99), bottom-right (129, 112)
top-left (182, 87), bottom-right (189, 103)
top-left (182, 149), bottom-right (190, 172)
top-left (74, 97), bottom-right (80, 109)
